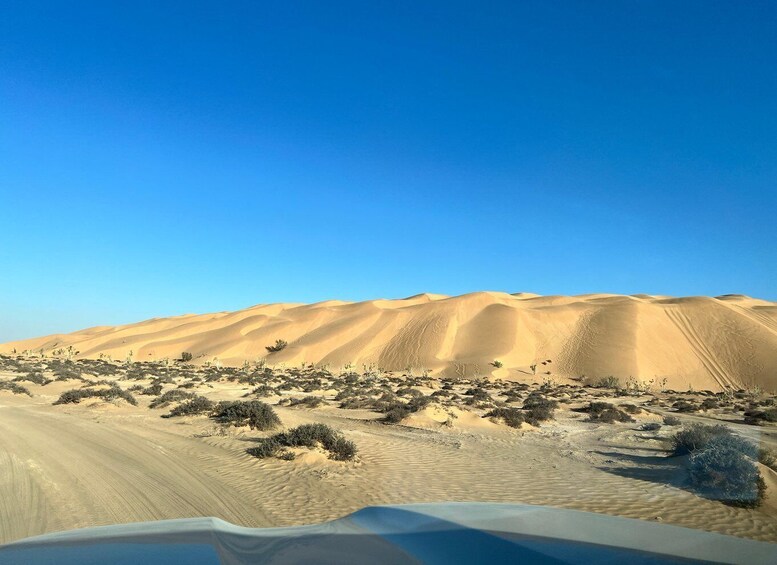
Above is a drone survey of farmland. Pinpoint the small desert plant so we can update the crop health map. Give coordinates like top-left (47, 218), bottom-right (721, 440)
top-left (181, 352), bottom-right (193, 362)
top-left (591, 376), bottom-right (620, 389)
top-left (758, 447), bottom-right (777, 471)
top-left (484, 407), bottom-right (524, 428)
top-left (149, 389), bottom-right (196, 409)
top-left (743, 408), bottom-right (777, 426)
top-left (141, 382), bottom-right (164, 396)
top-left (580, 402), bottom-right (634, 424)
top-left (0, 381), bottom-right (32, 396)
top-left (212, 400), bottom-right (280, 430)
top-left (265, 339), bottom-right (288, 353)
top-left (490, 360), bottom-right (503, 369)
top-left (289, 396), bottom-right (323, 408)
top-left (640, 423), bottom-right (662, 431)
top-left (663, 415), bottom-right (682, 426)
top-left (671, 423), bottom-right (732, 456)
top-left (14, 372), bottom-right (51, 386)
top-left (163, 396), bottom-right (214, 417)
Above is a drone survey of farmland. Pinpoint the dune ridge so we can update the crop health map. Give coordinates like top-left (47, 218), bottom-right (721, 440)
top-left (3, 292), bottom-right (776, 391)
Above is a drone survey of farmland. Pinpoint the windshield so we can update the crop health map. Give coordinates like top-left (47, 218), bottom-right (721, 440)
top-left (0, 1), bottom-right (775, 560)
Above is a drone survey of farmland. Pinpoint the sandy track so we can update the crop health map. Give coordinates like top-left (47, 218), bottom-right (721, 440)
top-left (0, 401), bottom-right (268, 543)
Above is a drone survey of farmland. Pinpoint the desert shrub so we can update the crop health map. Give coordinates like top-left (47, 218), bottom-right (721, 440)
top-left (663, 415), bottom-right (682, 426)
top-left (591, 376), bottom-right (620, 388)
top-left (743, 408), bottom-right (777, 426)
top-left (181, 352), bottom-right (193, 362)
top-left (523, 405), bottom-right (555, 426)
top-left (700, 398), bottom-right (719, 410)
top-left (257, 423), bottom-right (357, 461)
top-left (53, 385), bottom-right (136, 406)
top-left (248, 384), bottom-right (276, 397)
top-left (212, 400), bottom-right (280, 430)
top-left (163, 396), bottom-right (214, 417)
top-left (640, 423), bottom-right (662, 431)
top-left (758, 447), bottom-right (777, 471)
top-left (522, 393), bottom-right (558, 411)
top-left (491, 360), bottom-right (503, 368)
top-left (671, 423), bottom-right (732, 456)
top-left (672, 400), bottom-right (699, 413)
top-left (15, 372), bottom-right (51, 386)
top-left (619, 403), bottom-right (641, 414)
top-left (0, 381), bottom-right (32, 396)
top-left (689, 442), bottom-right (765, 508)
top-left (582, 402), bottom-right (635, 424)
top-left (464, 387), bottom-right (491, 401)
top-left (289, 396), bottom-right (323, 408)
top-left (149, 389), bottom-right (196, 409)
top-left (395, 387), bottom-right (423, 398)
top-left (485, 407), bottom-right (524, 428)
top-left (141, 383), bottom-right (163, 396)
top-left (265, 339), bottom-right (288, 353)
top-left (382, 404), bottom-right (412, 423)
top-left (246, 438), bottom-right (283, 459)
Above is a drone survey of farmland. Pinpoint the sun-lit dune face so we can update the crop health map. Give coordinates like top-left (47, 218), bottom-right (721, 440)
top-left (2, 292), bottom-right (776, 392)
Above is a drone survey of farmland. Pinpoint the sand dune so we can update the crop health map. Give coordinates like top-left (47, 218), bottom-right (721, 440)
top-left (3, 292), bottom-right (776, 391)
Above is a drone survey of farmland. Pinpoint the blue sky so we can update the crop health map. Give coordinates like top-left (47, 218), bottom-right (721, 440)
top-left (1, 1), bottom-right (775, 341)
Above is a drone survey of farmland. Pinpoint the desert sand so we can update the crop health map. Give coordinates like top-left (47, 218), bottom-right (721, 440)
top-left (0, 355), bottom-right (776, 546)
top-left (3, 292), bottom-right (776, 392)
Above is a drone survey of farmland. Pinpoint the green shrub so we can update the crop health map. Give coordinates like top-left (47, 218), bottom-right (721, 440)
top-left (212, 400), bottom-right (280, 430)
top-left (181, 352), bottom-right (193, 362)
top-left (671, 423), bottom-right (732, 456)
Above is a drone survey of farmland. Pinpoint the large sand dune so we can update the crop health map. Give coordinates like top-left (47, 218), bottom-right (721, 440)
top-left (3, 292), bottom-right (777, 391)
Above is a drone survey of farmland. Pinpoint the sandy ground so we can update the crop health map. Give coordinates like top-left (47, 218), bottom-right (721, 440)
top-left (1, 374), bottom-right (776, 546)
top-left (3, 292), bottom-right (776, 392)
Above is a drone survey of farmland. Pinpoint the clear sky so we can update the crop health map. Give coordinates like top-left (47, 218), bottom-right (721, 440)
top-left (1, 1), bottom-right (775, 342)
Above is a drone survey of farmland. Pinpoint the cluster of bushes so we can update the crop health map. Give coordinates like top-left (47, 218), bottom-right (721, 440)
top-left (578, 402), bottom-right (635, 424)
top-left (54, 385), bottom-right (137, 406)
top-left (521, 393), bottom-right (557, 425)
top-left (0, 381), bottom-right (32, 396)
top-left (14, 371), bottom-right (52, 386)
top-left (671, 424), bottom-right (767, 507)
top-left (246, 423), bottom-right (357, 461)
top-left (744, 407), bottom-right (777, 426)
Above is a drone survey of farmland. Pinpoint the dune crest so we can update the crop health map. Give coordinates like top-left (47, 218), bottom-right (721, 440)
top-left (3, 292), bottom-right (776, 391)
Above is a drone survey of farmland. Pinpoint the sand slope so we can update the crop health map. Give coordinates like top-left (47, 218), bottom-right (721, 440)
top-left (3, 292), bottom-right (777, 391)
